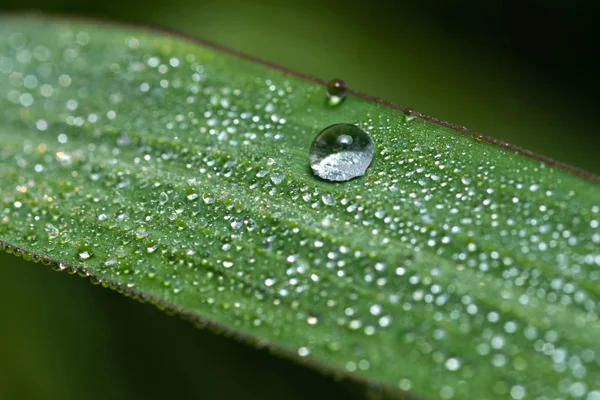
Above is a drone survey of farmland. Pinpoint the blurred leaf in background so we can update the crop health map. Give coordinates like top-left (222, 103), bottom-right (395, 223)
top-left (0, 1), bottom-right (598, 399)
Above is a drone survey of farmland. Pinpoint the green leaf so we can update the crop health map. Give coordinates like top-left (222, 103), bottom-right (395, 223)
top-left (1, 15), bottom-right (599, 399)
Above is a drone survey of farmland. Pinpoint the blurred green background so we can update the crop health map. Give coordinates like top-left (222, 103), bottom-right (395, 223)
top-left (1, 1), bottom-right (598, 399)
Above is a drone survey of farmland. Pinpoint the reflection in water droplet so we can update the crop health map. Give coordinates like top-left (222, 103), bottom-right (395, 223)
top-left (310, 123), bottom-right (374, 182)
top-left (326, 79), bottom-right (347, 106)
top-left (337, 134), bottom-right (352, 145)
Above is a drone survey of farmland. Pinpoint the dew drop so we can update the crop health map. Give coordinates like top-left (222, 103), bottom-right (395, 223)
top-left (326, 79), bottom-right (347, 106)
top-left (202, 192), bottom-right (215, 204)
top-left (78, 250), bottom-right (92, 260)
top-left (135, 225), bottom-right (148, 240)
top-left (404, 109), bottom-right (416, 122)
top-left (45, 223), bottom-right (59, 240)
top-left (321, 193), bottom-right (336, 206)
top-left (158, 192), bottom-right (169, 204)
top-left (270, 172), bottom-right (284, 185)
top-left (297, 346), bottom-right (310, 357)
top-left (310, 123), bottom-right (374, 182)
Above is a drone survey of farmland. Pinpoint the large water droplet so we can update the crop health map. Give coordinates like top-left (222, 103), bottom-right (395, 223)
top-left (310, 123), bottom-right (374, 182)
top-left (326, 79), bottom-right (347, 106)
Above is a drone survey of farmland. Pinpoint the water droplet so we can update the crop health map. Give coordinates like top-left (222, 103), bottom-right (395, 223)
top-left (321, 193), bottom-right (336, 206)
top-left (309, 123), bottom-right (374, 182)
top-left (326, 79), bottom-right (347, 106)
top-left (202, 192), bottom-right (215, 204)
top-left (297, 346), bottom-right (310, 357)
top-left (270, 172), bottom-right (284, 185)
top-left (79, 250), bottom-right (92, 260)
top-left (45, 223), bottom-right (59, 240)
top-left (158, 192), bottom-right (169, 204)
top-left (135, 225), bottom-right (148, 240)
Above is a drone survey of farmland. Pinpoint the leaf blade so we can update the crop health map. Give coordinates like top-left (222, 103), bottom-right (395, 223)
top-left (1, 16), bottom-right (599, 399)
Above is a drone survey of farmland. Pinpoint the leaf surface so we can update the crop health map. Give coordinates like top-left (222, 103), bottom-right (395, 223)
top-left (1, 16), bottom-right (599, 400)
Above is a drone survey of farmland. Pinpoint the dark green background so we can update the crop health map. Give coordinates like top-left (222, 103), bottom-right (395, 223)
top-left (1, 1), bottom-right (598, 399)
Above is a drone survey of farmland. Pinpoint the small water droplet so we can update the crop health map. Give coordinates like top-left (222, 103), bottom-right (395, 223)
top-left (79, 250), bottom-right (92, 260)
top-left (404, 108), bottom-right (416, 122)
top-left (202, 192), bottom-right (215, 204)
top-left (159, 192), bottom-right (169, 204)
top-left (270, 172), bottom-right (284, 185)
top-left (45, 223), bottom-right (59, 240)
top-left (310, 123), bottom-right (374, 182)
top-left (326, 79), bottom-right (347, 106)
top-left (297, 346), bottom-right (310, 357)
top-left (187, 193), bottom-right (199, 201)
top-left (135, 225), bottom-right (148, 240)
top-left (321, 193), bottom-right (336, 206)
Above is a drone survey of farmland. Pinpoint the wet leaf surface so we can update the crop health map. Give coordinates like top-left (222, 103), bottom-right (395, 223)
top-left (1, 16), bottom-right (599, 400)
